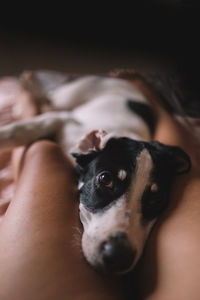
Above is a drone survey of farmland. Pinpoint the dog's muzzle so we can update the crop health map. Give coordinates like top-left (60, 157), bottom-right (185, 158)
top-left (99, 232), bottom-right (136, 274)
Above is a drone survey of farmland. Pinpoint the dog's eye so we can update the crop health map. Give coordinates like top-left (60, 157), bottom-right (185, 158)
top-left (97, 171), bottom-right (114, 189)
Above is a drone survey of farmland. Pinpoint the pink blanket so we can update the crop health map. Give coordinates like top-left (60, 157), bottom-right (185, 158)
top-left (0, 77), bottom-right (20, 218)
top-left (0, 70), bottom-right (70, 218)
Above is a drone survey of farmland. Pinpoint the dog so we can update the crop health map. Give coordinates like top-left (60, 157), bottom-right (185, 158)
top-left (0, 71), bottom-right (191, 274)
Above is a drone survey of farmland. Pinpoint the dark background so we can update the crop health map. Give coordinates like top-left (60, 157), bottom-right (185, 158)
top-left (0, 3), bottom-right (199, 83)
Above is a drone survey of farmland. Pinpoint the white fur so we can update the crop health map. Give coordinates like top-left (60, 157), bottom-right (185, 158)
top-left (78, 181), bottom-right (84, 190)
top-left (117, 169), bottom-right (127, 181)
top-left (0, 76), bottom-right (151, 156)
top-left (0, 75), bottom-right (155, 273)
top-left (80, 149), bottom-right (156, 269)
top-left (80, 196), bottom-right (130, 267)
top-left (151, 183), bottom-right (158, 192)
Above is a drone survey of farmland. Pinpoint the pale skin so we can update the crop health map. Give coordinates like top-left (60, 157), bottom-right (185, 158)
top-left (0, 78), bottom-right (199, 299)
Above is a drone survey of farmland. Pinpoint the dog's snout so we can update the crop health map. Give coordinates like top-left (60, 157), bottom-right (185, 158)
top-left (100, 232), bottom-right (136, 273)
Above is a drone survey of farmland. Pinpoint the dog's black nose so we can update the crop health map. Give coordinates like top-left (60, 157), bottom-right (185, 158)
top-left (100, 232), bottom-right (136, 273)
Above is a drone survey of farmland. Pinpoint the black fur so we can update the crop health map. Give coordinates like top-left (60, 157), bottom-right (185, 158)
top-left (73, 138), bottom-right (191, 217)
top-left (76, 138), bottom-right (143, 212)
top-left (126, 100), bottom-right (156, 134)
top-left (141, 142), bottom-right (190, 222)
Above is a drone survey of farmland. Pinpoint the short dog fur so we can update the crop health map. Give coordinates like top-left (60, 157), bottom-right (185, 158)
top-left (0, 72), bottom-right (191, 274)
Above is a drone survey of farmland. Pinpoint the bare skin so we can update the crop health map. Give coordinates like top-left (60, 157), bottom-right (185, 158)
top-left (130, 78), bottom-right (200, 300)
top-left (0, 76), bottom-right (200, 299)
top-left (0, 141), bottom-right (124, 300)
top-left (0, 80), bottom-right (124, 300)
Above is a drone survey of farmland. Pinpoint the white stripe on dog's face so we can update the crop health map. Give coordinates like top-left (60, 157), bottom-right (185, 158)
top-left (78, 181), bottom-right (84, 190)
top-left (80, 149), bottom-right (155, 271)
top-left (80, 196), bottom-right (129, 268)
top-left (127, 149), bottom-right (156, 264)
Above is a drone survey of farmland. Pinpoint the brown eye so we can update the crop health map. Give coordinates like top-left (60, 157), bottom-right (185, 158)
top-left (98, 171), bottom-right (114, 188)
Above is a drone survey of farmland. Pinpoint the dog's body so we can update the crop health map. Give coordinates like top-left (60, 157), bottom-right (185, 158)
top-left (0, 76), bottom-right (151, 151)
top-left (0, 73), bottom-right (191, 274)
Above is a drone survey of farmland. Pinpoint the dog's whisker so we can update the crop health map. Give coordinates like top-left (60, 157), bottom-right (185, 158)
top-left (71, 235), bottom-right (83, 256)
top-left (72, 225), bottom-right (82, 235)
top-left (71, 226), bottom-right (82, 253)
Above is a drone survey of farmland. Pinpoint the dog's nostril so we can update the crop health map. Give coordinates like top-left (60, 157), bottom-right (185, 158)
top-left (100, 233), bottom-right (136, 273)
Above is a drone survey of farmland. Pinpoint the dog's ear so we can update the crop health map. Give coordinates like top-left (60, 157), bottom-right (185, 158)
top-left (72, 130), bottom-right (108, 155)
top-left (71, 151), bottom-right (98, 169)
top-left (71, 130), bottom-right (108, 168)
top-left (150, 141), bottom-right (191, 175)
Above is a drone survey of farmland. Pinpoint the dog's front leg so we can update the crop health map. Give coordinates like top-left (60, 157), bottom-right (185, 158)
top-left (0, 111), bottom-right (71, 150)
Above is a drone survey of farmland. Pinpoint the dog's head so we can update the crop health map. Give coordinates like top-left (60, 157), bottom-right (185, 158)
top-left (72, 131), bottom-right (191, 274)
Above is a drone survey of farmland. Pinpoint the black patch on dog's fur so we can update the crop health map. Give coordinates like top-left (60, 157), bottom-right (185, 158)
top-left (141, 141), bottom-right (191, 222)
top-left (126, 100), bottom-right (155, 134)
top-left (74, 138), bottom-right (191, 217)
top-left (77, 138), bottom-right (144, 212)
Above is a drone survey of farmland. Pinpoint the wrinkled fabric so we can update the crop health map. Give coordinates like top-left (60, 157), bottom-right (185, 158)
top-left (0, 71), bottom-right (70, 219)
top-left (0, 77), bottom-right (20, 219)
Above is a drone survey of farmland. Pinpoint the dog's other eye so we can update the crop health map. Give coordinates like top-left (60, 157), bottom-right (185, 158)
top-left (97, 171), bottom-right (114, 189)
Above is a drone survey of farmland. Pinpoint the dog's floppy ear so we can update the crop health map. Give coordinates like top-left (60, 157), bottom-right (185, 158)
top-left (71, 130), bottom-right (107, 168)
top-left (150, 141), bottom-right (191, 175)
top-left (74, 130), bottom-right (107, 154)
top-left (71, 151), bottom-right (98, 169)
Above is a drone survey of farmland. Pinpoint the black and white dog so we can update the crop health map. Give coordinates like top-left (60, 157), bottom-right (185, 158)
top-left (0, 73), bottom-right (191, 274)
